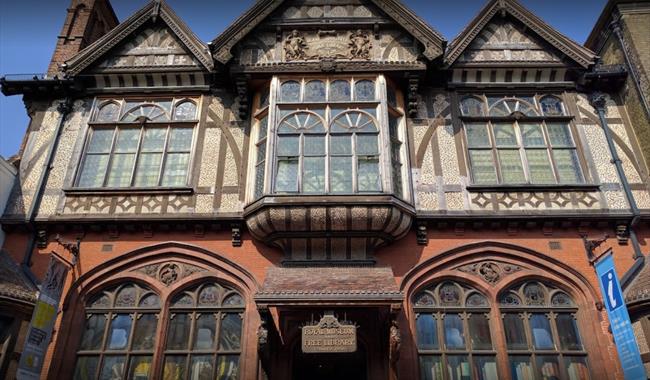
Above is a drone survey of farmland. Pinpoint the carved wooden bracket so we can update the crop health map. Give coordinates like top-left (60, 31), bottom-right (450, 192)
top-left (235, 76), bottom-right (250, 120)
top-left (231, 223), bottom-right (242, 247)
top-left (416, 223), bottom-right (427, 245)
top-left (36, 229), bottom-right (48, 249)
top-left (407, 76), bottom-right (419, 118)
top-left (615, 224), bottom-right (629, 245)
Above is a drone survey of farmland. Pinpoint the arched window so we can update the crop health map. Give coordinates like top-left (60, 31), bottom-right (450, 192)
top-left (162, 282), bottom-right (244, 380)
top-left (73, 283), bottom-right (161, 380)
top-left (499, 281), bottom-right (589, 380)
top-left (413, 281), bottom-right (497, 380)
top-left (461, 94), bottom-right (583, 185)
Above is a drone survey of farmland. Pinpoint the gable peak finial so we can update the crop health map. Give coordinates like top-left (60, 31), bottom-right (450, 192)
top-left (151, 0), bottom-right (162, 22)
top-left (497, 0), bottom-right (508, 16)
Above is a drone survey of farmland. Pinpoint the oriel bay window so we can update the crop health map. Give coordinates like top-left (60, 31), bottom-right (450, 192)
top-left (248, 76), bottom-right (408, 200)
top-left (413, 282), bottom-right (497, 380)
top-left (76, 98), bottom-right (198, 189)
top-left (460, 95), bottom-right (584, 186)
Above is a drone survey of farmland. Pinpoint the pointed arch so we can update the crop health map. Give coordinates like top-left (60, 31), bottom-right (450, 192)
top-left (400, 241), bottom-right (614, 380)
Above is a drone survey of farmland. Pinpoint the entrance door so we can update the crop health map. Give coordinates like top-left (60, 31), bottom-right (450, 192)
top-left (292, 345), bottom-right (367, 380)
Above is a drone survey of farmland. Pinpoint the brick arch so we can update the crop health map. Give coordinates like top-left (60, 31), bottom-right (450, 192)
top-left (48, 241), bottom-right (260, 380)
top-left (398, 241), bottom-right (615, 380)
top-left (400, 241), bottom-right (600, 303)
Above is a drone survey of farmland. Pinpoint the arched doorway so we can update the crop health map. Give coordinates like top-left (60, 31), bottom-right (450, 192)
top-left (292, 343), bottom-right (368, 380)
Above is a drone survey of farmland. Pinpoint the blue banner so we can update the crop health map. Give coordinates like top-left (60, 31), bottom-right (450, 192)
top-left (595, 251), bottom-right (647, 380)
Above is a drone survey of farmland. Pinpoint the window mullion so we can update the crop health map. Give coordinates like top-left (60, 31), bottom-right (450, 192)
top-left (515, 121), bottom-right (532, 184)
top-left (487, 122), bottom-right (502, 184)
top-left (102, 127), bottom-right (119, 187)
top-left (129, 127), bottom-right (145, 187)
top-left (157, 126), bottom-right (172, 186)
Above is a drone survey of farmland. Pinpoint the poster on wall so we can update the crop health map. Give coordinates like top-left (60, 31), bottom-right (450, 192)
top-left (16, 255), bottom-right (68, 380)
top-left (594, 250), bottom-right (647, 380)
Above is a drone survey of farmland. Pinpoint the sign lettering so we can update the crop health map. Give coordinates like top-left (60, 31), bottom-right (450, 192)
top-left (302, 312), bottom-right (357, 353)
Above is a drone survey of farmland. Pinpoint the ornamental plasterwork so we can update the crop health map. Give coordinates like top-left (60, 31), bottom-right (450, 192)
top-left (458, 18), bottom-right (561, 63)
top-left (98, 25), bottom-right (200, 69)
top-left (283, 29), bottom-right (372, 61)
top-left (456, 261), bottom-right (524, 284)
top-left (133, 262), bottom-right (207, 286)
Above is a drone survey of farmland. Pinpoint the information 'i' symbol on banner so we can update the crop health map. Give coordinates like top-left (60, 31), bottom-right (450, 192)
top-left (607, 272), bottom-right (617, 309)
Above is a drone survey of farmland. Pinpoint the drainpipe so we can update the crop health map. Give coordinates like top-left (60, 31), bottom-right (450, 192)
top-left (20, 96), bottom-right (73, 285)
top-left (590, 92), bottom-right (643, 260)
top-left (610, 18), bottom-right (650, 121)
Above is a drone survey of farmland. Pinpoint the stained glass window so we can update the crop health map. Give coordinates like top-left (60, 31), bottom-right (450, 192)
top-left (78, 98), bottom-right (198, 188)
top-left (461, 95), bottom-right (583, 185)
top-left (499, 281), bottom-right (589, 380)
top-left (74, 283), bottom-right (160, 380)
top-left (414, 282), bottom-right (497, 379)
top-left (163, 283), bottom-right (243, 380)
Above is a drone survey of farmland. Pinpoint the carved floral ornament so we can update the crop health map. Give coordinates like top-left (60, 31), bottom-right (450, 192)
top-left (133, 262), bottom-right (207, 286)
top-left (283, 29), bottom-right (372, 62)
top-left (455, 260), bottom-right (524, 285)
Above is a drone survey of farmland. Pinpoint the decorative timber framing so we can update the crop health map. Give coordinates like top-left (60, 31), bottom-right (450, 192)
top-left (445, 0), bottom-right (597, 68)
top-left (64, 0), bottom-right (213, 76)
top-left (210, 0), bottom-right (446, 65)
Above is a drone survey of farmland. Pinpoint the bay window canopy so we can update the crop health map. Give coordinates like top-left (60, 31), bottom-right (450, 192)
top-left (244, 75), bottom-right (413, 262)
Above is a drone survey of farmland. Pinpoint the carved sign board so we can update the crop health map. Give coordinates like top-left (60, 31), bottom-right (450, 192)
top-left (302, 312), bottom-right (357, 353)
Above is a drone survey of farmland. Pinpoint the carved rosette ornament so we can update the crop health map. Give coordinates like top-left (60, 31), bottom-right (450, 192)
top-left (456, 261), bottom-right (523, 284)
top-left (349, 29), bottom-right (372, 60)
top-left (133, 262), bottom-right (207, 286)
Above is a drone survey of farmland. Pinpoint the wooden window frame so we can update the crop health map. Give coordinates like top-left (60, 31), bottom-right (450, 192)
top-left (413, 282), bottom-right (498, 380)
top-left (459, 94), bottom-right (586, 187)
top-left (73, 97), bottom-right (200, 190)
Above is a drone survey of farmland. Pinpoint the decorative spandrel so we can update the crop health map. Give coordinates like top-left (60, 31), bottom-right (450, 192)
top-left (132, 262), bottom-right (206, 287)
top-left (455, 260), bottom-right (524, 285)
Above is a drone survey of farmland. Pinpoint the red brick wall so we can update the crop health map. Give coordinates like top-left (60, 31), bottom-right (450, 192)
top-left (47, 0), bottom-right (118, 76)
top-left (1, 223), bottom-right (641, 379)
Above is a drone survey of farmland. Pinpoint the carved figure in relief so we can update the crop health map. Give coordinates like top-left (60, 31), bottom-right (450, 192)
top-left (389, 320), bottom-right (401, 379)
top-left (478, 262), bottom-right (500, 283)
top-left (349, 29), bottom-right (372, 60)
top-left (284, 30), bottom-right (307, 61)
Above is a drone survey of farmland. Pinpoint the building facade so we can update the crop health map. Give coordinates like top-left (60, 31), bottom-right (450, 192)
top-left (1, 0), bottom-right (650, 379)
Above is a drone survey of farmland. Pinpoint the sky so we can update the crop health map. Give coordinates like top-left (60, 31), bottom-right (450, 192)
top-left (0, 0), bottom-right (608, 158)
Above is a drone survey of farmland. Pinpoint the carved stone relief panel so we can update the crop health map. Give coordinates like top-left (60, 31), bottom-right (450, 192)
top-left (62, 194), bottom-right (196, 215)
top-left (458, 18), bottom-right (561, 63)
top-left (238, 27), bottom-right (422, 66)
top-left (456, 260), bottom-right (524, 284)
top-left (133, 262), bottom-right (207, 286)
top-left (97, 24), bottom-right (200, 70)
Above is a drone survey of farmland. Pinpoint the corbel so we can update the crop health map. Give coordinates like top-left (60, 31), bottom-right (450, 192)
top-left (36, 229), bottom-right (48, 249)
top-left (194, 224), bottom-right (205, 238)
top-left (142, 224), bottom-right (153, 238)
top-left (235, 75), bottom-right (251, 120)
top-left (454, 222), bottom-right (465, 236)
top-left (406, 74), bottom-right (420, 118)
top-left (231, 223), bottom-right (242, 247)
top-left (373, 22), bottom-right (380, 39)
top-left (615, 224), bottom-right (629, 245)
top-left (416, 222), bottom-right (427, 245)
top-left (107, 224), bottom-right (119, 240)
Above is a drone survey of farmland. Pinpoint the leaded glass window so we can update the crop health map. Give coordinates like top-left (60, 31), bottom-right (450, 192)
top-left (460, 95), bottom-right (583, 185)
top-left (76, 98), bottom-right (198, 188)
top-left (413, 282), bottom-right (498, 380)
top-left (499, 281), bottom-right (590, 380)
top-left (73, 284), bottom-right (160, 380)
top-left (162, 283), bottom-right (244, 380)
top-left (274, 77), bottom-right (382, 194)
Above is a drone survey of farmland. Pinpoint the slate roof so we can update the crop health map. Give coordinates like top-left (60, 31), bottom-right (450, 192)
top-left (0, 251), bottom-right (37, 305)
top-left (256, 267), bottom-right (402, 302)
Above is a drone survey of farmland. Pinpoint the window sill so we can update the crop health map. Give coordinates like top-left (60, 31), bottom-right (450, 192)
top-left (63, 187), bottom-right (194, 196)
top-left (465, 184), bottom-right (600, 192)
